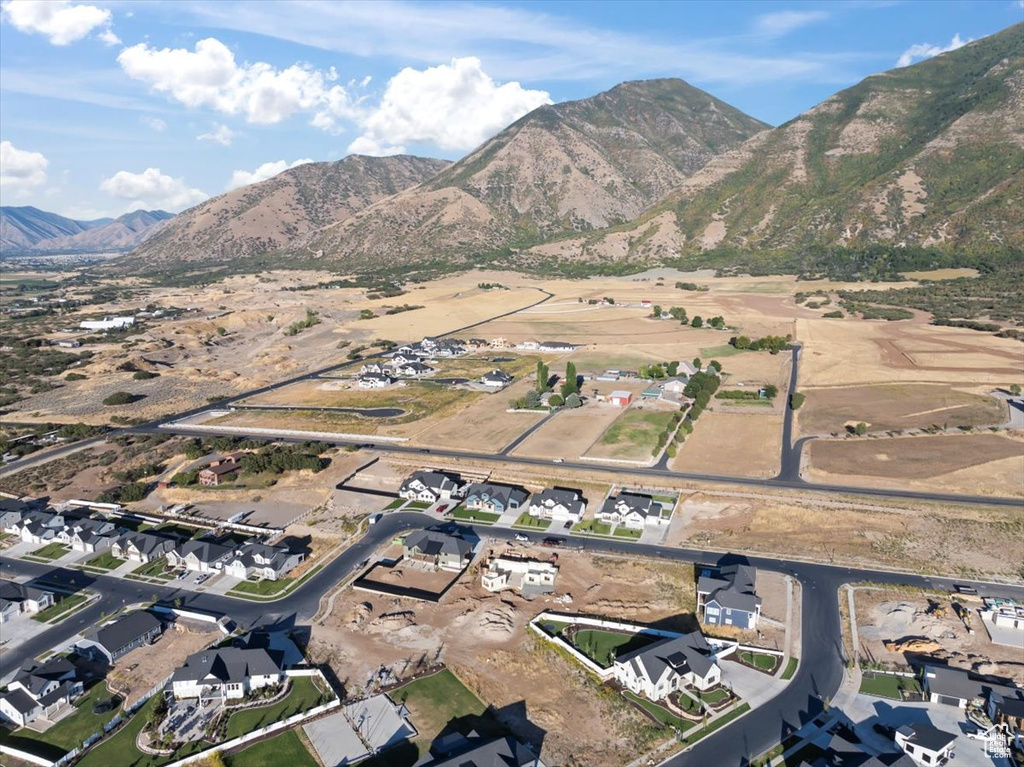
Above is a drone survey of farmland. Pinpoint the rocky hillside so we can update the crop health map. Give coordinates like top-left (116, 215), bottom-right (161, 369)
top-left (132, 154), bottom-right (451, 265)
top-left (541, 24), bottom-right (1023, 265)
top-left (1, 206), bottom-right (171, 254)
top-left (303, 79), bottom-right (769, 268)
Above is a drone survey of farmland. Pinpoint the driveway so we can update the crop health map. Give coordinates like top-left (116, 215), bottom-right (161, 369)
top-left (720, 658), bottom-right (788, 710)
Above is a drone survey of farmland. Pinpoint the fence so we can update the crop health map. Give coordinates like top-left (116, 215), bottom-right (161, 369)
top-left (0, 746), bottom-right (55, 767)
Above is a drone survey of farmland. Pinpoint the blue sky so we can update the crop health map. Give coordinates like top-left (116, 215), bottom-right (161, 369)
top-left (1, 0), bottom-right (1020, 219)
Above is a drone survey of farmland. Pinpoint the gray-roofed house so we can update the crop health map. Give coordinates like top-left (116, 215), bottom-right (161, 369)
top-left (988, 690), bottom-right (1024, 736)
top-left (612, 631), bottom-right (721, 699)
top-left (527, 488), bottom-right (586, 523)
top-left (111, 532), bottom-right (177, 563)
top-left (403, 530), bottom-right (474, 572)
top-left (538, 341), bottom-right (576, 352)
top-left (167, 540), bottom-right (237, 573)
top-left (921, 664), bottom-right (1021, 709)
top-left (697, 564), bottom-right (763, 630)
top-left (597, 493), bottom-right (656, 530)
top-left (894, 723), bottom-right (956, 766)
top-left (0, 581), bottom-right (54, 623)
top-left (8, 510), bottom-right (64, 544)
top-left (358, 372), bottom-right (394, 389)
top-left (399, 471), bottom-right (465, 503)
top-left (224, 542), bottom-right (304, 581)
top-left (480, 370), bottom-right (512, 389)
top-left (463, 483), bottom-right (528, 515)
top-left (394, 361), bottom-right (435, 377)
top-left (414, 731), bottom-right (546, 767)
top-left (76, 611), bottom-right (164, 664)
top-left (170, 647), bottom-right (284, 701)
top-left (0, 657), bottom-right (83, 727)
top-left (58, 517), bottom-right (119, 553)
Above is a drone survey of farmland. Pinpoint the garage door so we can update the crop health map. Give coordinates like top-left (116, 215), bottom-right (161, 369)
top-left (936, 695), bottom-right (960, 706)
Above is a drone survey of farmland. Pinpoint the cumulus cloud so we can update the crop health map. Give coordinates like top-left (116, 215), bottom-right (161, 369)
top-left (140, 115), bottom-right (167, 132)
top-left (97, 27), bottom-right (120, 46)
top-left (0, 140), bottom-right (49, 194)
top-left (99, 168), bottom-right (207, 212)
top-left (197, 123), bottom-right (236, 146)
top-left (117, 37), bottom-right (355, 127)
top-left (754, 10), bottom-right (829, 38)
top-left (897, 33), bottom-right (971, 67)
top-left (227, 158), bottom-right (313, 190)
top-left (1, 0), bottom-right (113, 45)
top-left (349, 57), bottom-right (550, 155)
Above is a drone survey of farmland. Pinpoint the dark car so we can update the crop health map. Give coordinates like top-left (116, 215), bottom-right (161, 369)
top-left (873, 723), bottom-right (896, 738)
top-left (541, 537), bottom-right (566, 547)
top-left (563, 521), bottom-right (572, 529)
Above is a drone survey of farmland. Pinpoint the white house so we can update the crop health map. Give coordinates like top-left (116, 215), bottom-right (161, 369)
top-left (613, 631), bottom-right (721, 700)
top-left (527, 489), bottom-right (586, 523)
top-left (170, 647), bottom-right (284, 701)
top-left (481, 370), bottom-right (512, 389)
top-left (79, 316), bottom-right (135, 331)
top-left (894, 724), bottom-right (956, 766)
top-left (358, 373), bottom-right (393, 389)
top-left (111, 532), bottom-right (176, 563)
top-left (224, 543), bottom-right (304, 581)
top-left (167, 540), bottom-right (236, 573)
top-left (0, 581), bottom-right (54, 623)
top-left (481, 557), bottom-right (558, 594)
top-left (0, 657), bottom-right (83, 727)
top-left (597, 493), bottom-right (657, 530)
top-left (398, 471), bottom-right (465, 503)
top-left (58, 518), bottom-right (119, 553)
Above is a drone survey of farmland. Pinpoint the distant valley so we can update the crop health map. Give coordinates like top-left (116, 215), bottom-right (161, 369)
top-left (0, 207), bottom-right (173, 256)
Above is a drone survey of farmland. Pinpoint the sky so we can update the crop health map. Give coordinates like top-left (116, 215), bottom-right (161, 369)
top-left (0, 0), bottom-right (1020, 219)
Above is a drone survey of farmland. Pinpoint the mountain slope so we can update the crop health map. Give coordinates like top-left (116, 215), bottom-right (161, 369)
top-left (0, 206), bottom-right (111, 252)
top-left (303, 79), bottom-right (769, 269)
top-left (131, 155), bottom-right (452, 266)
top-left (38, 210), bottom-right (174, 253)
top-left (543, 24), bottom-right (1024, 264)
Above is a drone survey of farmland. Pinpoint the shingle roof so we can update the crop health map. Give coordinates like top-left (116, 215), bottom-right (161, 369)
top-left (178, 539), bottom-right (235, 563)
top-left (531, 489), bottom-right (585, 515)
top-left (601, 493), bottom-right (654, 518)
top-left (700, 564), bottom-right (762, 615)
top-left (464, 482), bottom-right (528, 509)
top-left (617, 631), bottom-right (717, 685)
top-left (417, 733), bottom-right (542, 767)
top-left (922, 664), bottom-right (1019, 702)
top-left (86, 611), bottom-right (162, 655)
top-left (897, 723), bottom-right (956, 752)
top-left (404, 530), bottom-right (472, 559)
top-left (172, 647), bottom-right (282, 685)
top-left (1, 687), bottom-right (38, 715)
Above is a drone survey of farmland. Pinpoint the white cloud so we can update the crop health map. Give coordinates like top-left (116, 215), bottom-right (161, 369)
top-left (97, 27), bottom-right (120, 46)
top-left (227, 158), bottom-right (312, 190)
top-left (197, 123), bottom-right (236, 146)
top-left (897, 33), bottom-right (971, 67)
top-left (754, 10), bottom-right (829, 38)
top-left (0, 140), bottom-right (49, 193)
top-left (117, 37), bottom-right (356, 128)
top-left (1, 0), bottom-right (113, 46)
top-left (99, 168), bottom-right (208, 212)
top-left (140, 115), bottom-right (167, 132)
top-left (349, 57), bottom-right (550, 155)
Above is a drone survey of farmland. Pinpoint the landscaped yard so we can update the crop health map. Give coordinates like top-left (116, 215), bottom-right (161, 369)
top-left (588, 408), bottom-right (677, 461)
top-left (512, 512), bottom-right (551, 530)
top-left (738, 650), bottom-right (780, 673)
top-left (383, 498), bottom-right (406, 510)
top-left (75, 695), bottom-right (158, 767)
top-left (33, 593), bottom-right (88, 623)
top-left (537, 619), bottom-right (571, 636)
top-left (612, 527), bottom-right (642, 539)
top-left (225, 677), bottom-right (328, 739)
top-left (570, 628), bottom-right (660, 668)
top-left (0, 682), bottom-right (119, 756)
top-left (391, 669), bottom-right (487, 760)
top-left (623, 691), bottom-right (692, 731)
top-left (83, 552), bottom-right (123, 571)
top-left (130, 559), bottom-right (174, 580)
top-left (858, 673), bottom-right (922, 700)
top-left (697, 688), bottom-right (731, 705)
top-left (450, 507), bottom-right (500, 524)
top-left (405, 501), bottom-right (431, 511)
top-left (226, 730), bottom-right (317, 767)
top-left (25, 542), bottom-right (70, 561)
top-left (572, 519), bottom-right (613, 536)
top-left (229, 576), bottom-right (294, 596)
top-left (780, 657), bottom-right (799, 680)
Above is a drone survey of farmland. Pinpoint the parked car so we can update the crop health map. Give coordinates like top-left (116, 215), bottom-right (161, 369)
top-left (541, 537), bottom-right (566, 548)
top-left (562, 521), bottom-right (573, 529)
top-left (514, 534), bottom-right (529, 542)
top-left (368, 514), bottom-right (382, 525)
top-left (552, 458), bottom-right (564, 463)
top-left (873, 723), bottom-right (896, 739)
top-left (954, 584), bottom-right (978, 595)
top-left (436, 504), bottom-right (449, 514)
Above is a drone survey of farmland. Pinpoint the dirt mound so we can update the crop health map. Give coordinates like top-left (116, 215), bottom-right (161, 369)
top-left (370, 611), bottom-right (417, 631)
top-left (347, 602), bottom-right (373, 627)
top-left (884, 637), bottom-right (943, 653)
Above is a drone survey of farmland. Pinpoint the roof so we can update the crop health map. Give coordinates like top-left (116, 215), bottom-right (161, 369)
top-left (85, 610), bottom-right (162, 654)
top-left (922, 664), bottom-right (1019, 702)
top-left (464, 482), bottom-right (528, 509)
top-left (991, 691), bottom-right (1024, 718)
top-left (896, 723), bottom-right (956, 752)
top-left (14, 657), bottom-right (77, 697)
top-left (416, 733), bottom-right (542, 767)
top-left (172, 647), bottom-right (282, 685)
top-left (1, 687), bottom-right (38, 715)
top-left (699, 564), bottom-right (762, 615)
top-left (617, 631), bottom-right (717, 684)
top-left (404, 529), bottom-right (472, 559)
top-left (177, 539), bottom-right (236, 563)
top-left (482, 370), bottom-right (512, 383)
top-left (601, 493), bottom-right (654, 517)
top-left (200, 463), bottom-right (239, 477)
top-left (0, 580), bottom-right (52, 604)
top-left (610, 390), bottom-right (632, 399)
top-left (531, 488), bottom-right (585, 513)
top-left (401, 471), bottom-right (461, 494)
top-left (118, 531), bottom-right (175, 556)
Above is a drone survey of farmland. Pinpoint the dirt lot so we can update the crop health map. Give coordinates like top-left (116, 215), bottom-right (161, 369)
top-left (854, 588), bottom-right (1024, 684)
top-left (672, 412), bottom-right (782, 478)
top-left (807, 432), bottom-right (1024, 496)
top-left (106, 619), bottom-right (220, 706)
top-left (358, 560), bottom-right (464, 594)
top-left (511, 405), bottom-right (623, 460)
top-left (310, 545), bottom-right (699, 766)
top-left (798, 384), bottom-right (1006, 435)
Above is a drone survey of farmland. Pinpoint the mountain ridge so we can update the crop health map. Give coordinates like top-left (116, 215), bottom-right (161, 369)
top-left (1, 207), bottom-right (171, 254)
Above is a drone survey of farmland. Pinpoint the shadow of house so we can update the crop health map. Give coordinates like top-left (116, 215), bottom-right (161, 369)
top-left (646, 613), bottom-right (701, 635)
top-left (490, 700), bottom-right (547, 753)
top-left (277, 534), bottom-right (314, 558)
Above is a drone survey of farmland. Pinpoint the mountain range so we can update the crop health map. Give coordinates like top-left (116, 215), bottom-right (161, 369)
top-left (1, 207), bottom-right (173, 255)
top-left (114, 23), bottom-right (1024, 275)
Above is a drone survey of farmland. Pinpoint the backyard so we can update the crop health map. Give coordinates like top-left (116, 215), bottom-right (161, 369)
top-left (390, 669), bottom-right (488, 760)
top-left (0, 682), bottom-right (120, 757)
top-left (858, 673), bottom-right (923, 700)
top-left (225, 676), bottom-right (329, 739)
top-left (565, 627), bottom-right (661, 668)
top-left (226, 730), bottom-right (318, 767)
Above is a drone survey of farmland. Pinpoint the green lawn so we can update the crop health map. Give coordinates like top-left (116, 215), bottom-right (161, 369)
top-left (681, 703), bottom-right (751, 745)
top-left (84, 552), bottom-right (123, 571)
top-left (622, 691), bottom-right (693, 731)
top-left (612, 527), bottom-right (642, 539)
top-left (738, 651), bottom-right (780, 673)
top-left (780, 657), bottom-right (799, 680)
top-left (26, 542), bottom-right (70, 561)
top-left (226, 730), bottom-right (318, 767)
top-left (858, 673), bottom-right (922, 699)
top-left (5, 683), bottom-right (120, 753)
top-left (538, 619), bottom-right (570, 636)
top-left (384, 498), bottom-right (407, 510)
top-left (229, 577), bottom-right (294, 597)
top-left (405, 501), bottom-right (431, 510)
top-left (700, 344), bottom-right (744, 358)
top-left (391, 669), bottom-right (487, 759)
top-left (572, 519), bottom-right (613, 536)
top-left (131, 558), bottom-right (174, 579)
top-left (571, 629), bottom-right (659, 668)
top-left (450, 507), bottom-right (500, 524)
top-left (225, 677), bottom-right (327, 739)
top-left (33, 593), bottom-right (88, 623)
top-left (512, 512), bottom-right (551, 530)
top-left (591, 409), bottom-right (677, 461)
top-left (75, 695), bottom-right (159, 767)
top-left (697, 688), bottom-right (731, 705)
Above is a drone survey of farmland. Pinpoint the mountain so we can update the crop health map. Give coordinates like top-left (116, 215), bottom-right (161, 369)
top-left (0, 206), bottom-right (171, 254)
top-left (302, 79), bottom-right (770, 270)
top-left (131, 155), bottom-right (452, 266)
top-left (542, 24), bottom-right (1024, 264)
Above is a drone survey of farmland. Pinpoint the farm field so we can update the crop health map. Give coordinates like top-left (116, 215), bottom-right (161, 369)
top-left (798, 383), bottom-right (1005, 435)
top-left (511, 403), bottom-right (625, 460)
top-left (586, 405), bottom-right (677, 462)
top-left (671, 412), bottom-right (782, 478)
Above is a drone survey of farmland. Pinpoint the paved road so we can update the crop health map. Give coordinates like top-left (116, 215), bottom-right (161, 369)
top-left (776, 345), bottom-right (803, 482)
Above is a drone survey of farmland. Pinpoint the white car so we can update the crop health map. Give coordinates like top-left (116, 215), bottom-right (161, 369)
top-left (514, 534), bottom-right (529, 542)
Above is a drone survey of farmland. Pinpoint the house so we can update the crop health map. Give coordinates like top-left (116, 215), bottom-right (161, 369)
top-left (463, 483), bottom-right (528, 515)
top-left (894, 723), bottom-right (956, 766)
top-left (199, 463), bottom-right (239, 486)
top-left (480, 370), bottom-right (512, 389)
top-left (988, 690), bottom-right (1024, 736)
top-left (398, 471), bottom-right (465, 503)
top-left (613, 630), bottom-right (721, 699)
top-left (403, 530), bottom-right (473, 572)
top-left (920, 665), bottom-right (1021, 709)
top-left (168, 540), bottom-right (236, 573)
top-left (481, 556), bottom-right (558, 595)
top-left (527, 488), bottom-right (586, 523)
top-left (538, 341), bottom-right (577, 352)
top-left (468, 338), bottom-right (488, 348)
top-left (489, 337), bottom-right (509, 348)
top-left (360, 362), bottom-right (386, 375)
top-left (0, 657), bottom-right (83, 727)
top-left (609, 390), bottom-right (632, 407)
top-left (111, 532), bottom-right (177, 563)
top-left (676, 361), bottom-right (700, 378)
top-left (641, 387), bottom-right (662, 399)
top-left (79, 316), bottom-right (135, 331)
top-left (597, 493), bottom-right (656, 530)
top-left (697, 564), bottom-right (763, 630)
top-left (76, 610), bottom-right (164, 664)
top-left (170, 647), bottom-right (284, 701)
top-left (517, 340), bottom-right (539, 350)
top-left (8, 510), bottom-right (64, 544)
top-left (224, 543), bottom-right (304, 581)
top-left (394, 361), bottom-right (435, 377)
top-left (57, 517), bottom-right (119, 553)
top-left (0, 581), bottom-right (54, 623)
top-left (358, 372), bottom-right (394, 389)
top-left (415, 732), bottom-right (546, 767)
top-left (803, 730), bottom-right (916, 767)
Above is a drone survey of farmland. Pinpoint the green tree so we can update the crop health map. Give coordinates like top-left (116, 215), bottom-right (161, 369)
top-left (667, 361), bottom-right (679, 376)
top-left (709, 316), bottom-right (726, 329)
top-left (565, 393), bottom-right (582, 408)
top-left (653, 305), bottom-right (662, 317)
top-left (790, 392), bottom-right (805, 410)
top-left (1011, 384), bottom-right (1022, 397)
top-left (763, 384), bottom-right (778, 399)
top-left (548, 394), bottom-right (564, 407)
top-left (536, 360), bottom-right (550, 392)
top-left (564, 361), bottom-right (578, 395)
top-left (854, 422), bottom-right (868, 436)
top-left (524, 389), bottom-right (541, 407)
top-left (708, 360), bottom-right (722, 372)
top-left (691, 316), bottom-right (703, 328)
top-left (103, 391), bottom-right (144, 406)
top-left (216, 327), bottom-right (227, 336)
top-left (692, 357), bottom-right (701, 371)
top-left (732, 335), bottom-right (751, 350)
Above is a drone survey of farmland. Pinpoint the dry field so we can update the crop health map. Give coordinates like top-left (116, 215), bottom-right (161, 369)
top-left (310, 544), bottom-right (698, 766)
top-left (807, 432), bottom-right (1024, 496)
top-left (798, 384), bottom-right (1006, 435)
top-left (511, 404), bottom-right (624, 460)
top-left (672, 412), bottom-right (782, 478)
top-left (854, 588), bottom-right (1024, 684)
